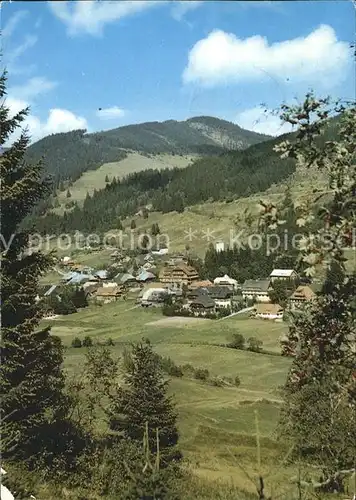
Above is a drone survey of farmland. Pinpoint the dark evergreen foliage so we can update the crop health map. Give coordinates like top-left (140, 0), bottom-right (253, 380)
top-left (32, 135), bottom-right (297, 234)
top-left (0, 71), bottom-right (82, 469)
top-left (107, 339), bottom-right (181, 466)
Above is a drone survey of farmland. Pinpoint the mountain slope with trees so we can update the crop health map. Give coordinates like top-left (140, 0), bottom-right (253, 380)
top-left (24, 116), bottom-right (271, 188)
top-left (32, 129), bottom-right (296, 234)
top-left (28, 112), bottom-right (342, 236)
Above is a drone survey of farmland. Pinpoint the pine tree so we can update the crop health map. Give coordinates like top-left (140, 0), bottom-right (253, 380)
top-left (66, 189), bottom-right (71, 198)
top-left (0, 71), bottom-right (82, 470)
top-left (107, 339), bottom-right (181, 466)
top-left (130, 219), bottom-right (136, 230)
top-left (105, 174), bottom-right (109, 183)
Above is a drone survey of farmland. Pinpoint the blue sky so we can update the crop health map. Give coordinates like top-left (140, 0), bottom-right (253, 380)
top-left (1, 1), bottom-right (355, 142)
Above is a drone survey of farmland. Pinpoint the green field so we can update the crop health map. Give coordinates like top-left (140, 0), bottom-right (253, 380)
top-left (55, 152), bottom-right (196, 213)
top-left (42, 299), bottom-right (300, 494)
top-left (45, 159), bottom-right (352, 264)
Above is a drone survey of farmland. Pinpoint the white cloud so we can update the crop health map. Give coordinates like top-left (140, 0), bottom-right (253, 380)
top-left (48, 0), bottom-right (163, 36)
top-left (183, 25), bottom-right (351, 88)
top-left (2, 10), bottom-right (28, 39)
top-left (8, 77), bottom-right (57, 101)
top-left (2, 10), bottom-right (38, 75)
top-left (235, 107), bottom-right (293, 137)
top-left (96, 106), bottom-right (125, 120)
top-left (171, 1), bottom-right (203, 21)
top-left (5, 96), bottom-right (30, 117)
top-left (5, 97), bottom-right (89, 144)
top-left (42, 108), bottom-right (88, 136)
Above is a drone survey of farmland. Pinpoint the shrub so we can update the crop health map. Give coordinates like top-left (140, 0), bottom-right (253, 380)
top-left (210, 376), bottom-right (224, 387)
top-left (206, 312), bottom-right (218, 319)
top-left (106, 337), bottom-right (115, 346)
top-left (71, 337), bottom-right (82, 348)
top-left (217, 307), bottom-right (231, 318)
top-left (159, 356), bottom-right (183, 377)
top-left (234, 375), bottom-right (241, 387)
top-left (181, 363), bottom-right (195, 376)
top-left (82, 336), bottom-right (93, 347)
top-left (247, 337), bottom-right (263, 353)
top-left (162, 304), bottom-right (177, 316)
top-left (194, 368), bottom-right (209, 381)
top-left (228, 333), bottom-right (245, 350)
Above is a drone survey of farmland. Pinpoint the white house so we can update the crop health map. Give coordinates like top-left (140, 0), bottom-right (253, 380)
top-left (141, 287), bottom-right (168, 306)
top-left (242, 279), bottom-right (271, 303)
top-left (213, 274), bottom-right (238, 290)
top-left (254, 303), bottom-right (284, 320)
top-left (269, 269), bottom-right (298, 283)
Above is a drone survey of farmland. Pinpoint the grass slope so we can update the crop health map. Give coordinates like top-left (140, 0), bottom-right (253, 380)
top-left (56, 152), bottom-right (196, 211)
top-left (43, 299), bottom-right (293, 493)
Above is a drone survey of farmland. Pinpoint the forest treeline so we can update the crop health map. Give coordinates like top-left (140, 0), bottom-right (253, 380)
top-left (24, 116), bottom-right (270, 188)
top-left (30, 132), bottom-right (296, 234)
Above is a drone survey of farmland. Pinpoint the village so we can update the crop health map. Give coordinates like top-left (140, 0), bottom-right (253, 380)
top-left (38, 241), bottom-right (322, 322)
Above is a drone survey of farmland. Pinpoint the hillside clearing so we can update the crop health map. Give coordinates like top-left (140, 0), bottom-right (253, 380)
top-left (55, 152), bottom-right (196, 212)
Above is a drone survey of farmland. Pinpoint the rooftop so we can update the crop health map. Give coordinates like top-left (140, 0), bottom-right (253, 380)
top-left (242, 279), bottom-right (271, 292)
top-left (96, 285), bottom-right (121, 296)
top-left (290, 285), bottom-right (316, 301)
top-left (270, 269), bottom-right (296, 277)
top-left (255, 303), bottom-right (284, 314)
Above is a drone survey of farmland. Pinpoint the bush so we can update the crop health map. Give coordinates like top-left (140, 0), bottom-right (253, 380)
top-left (71, 337), bottom-right (82, 348)
top-left (106, 337), bottom-right (115, 346)
top-left (247, 337), bottom-right (263, 353)
top-left (181, 363), bottom-right (195, 376)
top-left (234, 375), bottom-right (241, 387)
top-left (228, 333), bottom-right (245, 350)
top-left (162, 304), bottom-right (177, 316)
top-left (217, 307), bottom-right (231, 318)
top-left (159, 356), bottom-right (183, 377)
top-left (82, 336), bottom-right (93, 347)
top-left (194, 368), bottom-right (209, 381)
top-left (210, 376), bottom-right (224, 387)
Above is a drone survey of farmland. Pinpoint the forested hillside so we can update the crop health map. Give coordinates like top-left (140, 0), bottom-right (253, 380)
top-left (32, 131), bottom-right (295, 234)
top-left (24, 116), bottom-right (270, 187)
top-left (29, 113), bottom-right (342, 235)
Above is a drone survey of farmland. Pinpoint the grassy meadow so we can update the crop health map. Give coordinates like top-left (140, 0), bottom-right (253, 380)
top-left (42, 298), bottom-right (303, 495)
top-left (55, 152), bottom-right (196, 213)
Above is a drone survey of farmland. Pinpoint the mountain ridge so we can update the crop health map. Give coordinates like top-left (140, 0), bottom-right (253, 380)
top-left (24, 115), bottom-right (271, 187)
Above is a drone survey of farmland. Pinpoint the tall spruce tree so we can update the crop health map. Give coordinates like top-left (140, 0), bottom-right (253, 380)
top-left (0, 71), bottom-right (75, 469)
top-left (107, 339), bottom-right (181, 467)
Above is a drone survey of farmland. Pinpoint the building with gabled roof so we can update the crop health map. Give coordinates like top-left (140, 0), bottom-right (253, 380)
top-left (114, 272), bottom-right (137, 285)
top-left (190, 280), bottom-right (213, 289)
top-left (242, 279), bottom-right (272, 303)
top-left (270, 269), bottom-right (298, 283)
top-left (213, 274), bottom-right (238, 290)
top-left (254, 303), bottom-right (284, 320)
top-left (190, 295), bottom-right (216, 312)
top-left (95, 284), bottom-right (123, 303)
top-left (136, 270), bottom-right (156, 283)
top-left (289, 285), bottom-right (316, 310)
top-left (159, 262), bottom-right (199, 287)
